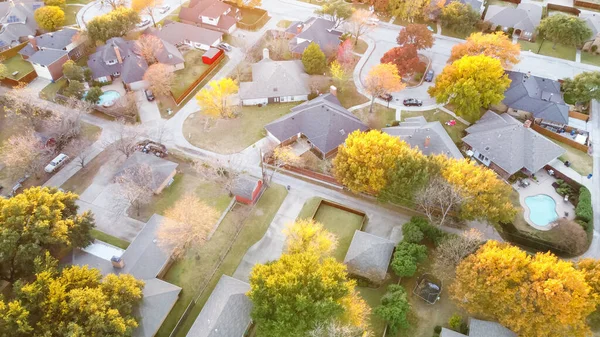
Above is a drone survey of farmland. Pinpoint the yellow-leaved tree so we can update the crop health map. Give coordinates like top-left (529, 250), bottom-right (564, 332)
top-left (284, 219), bottom-right (338, 256)
top-left (34, 6), bottom-right (65, 31)
top-left (195, 77), bottom-right (239, 119)
top-left (449, 32), bottom-right (521, 68)
top-left (131, 0), bottom-right (162, 27)
top-left (365, 63), bottom-right (405, 113)
top-left (451, 241), bottom-right (596, 337)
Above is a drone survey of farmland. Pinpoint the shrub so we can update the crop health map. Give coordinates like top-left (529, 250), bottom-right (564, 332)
top-left (391, 241), bottom-right (428, 277)
top-left (374, 285), bottom-right (411, 334)
top-left (449, 314), bottom-right (463, 331)
top-left (576, 187), bottom-right (593, 223)
top-left (507, 27), bottom-right (515, 35)
top-left (402, 221), bottom-right (424, 243)
top-left (547, 218), bottom-right (590, 256)
top-left (302, 42), bottom-right (326, 75)
top-left (434, 326), bottom-right (442, 333)
top-left (592, 45), bottom-right (598, 52)
top-left (391, 120), bottom-right (400, 126)
top-left (411, 216), bottom-right (447, 246)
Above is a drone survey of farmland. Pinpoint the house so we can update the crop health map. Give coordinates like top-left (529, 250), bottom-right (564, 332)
top-left (581, 13), bottom-right (600, 52)
top-left (66, 214), bottom-right (182, 337)
top-left (344, 230), bottom-right (394, 285)
top-left (239, 48), bottom-right (310, 106)
top-left (186, 275), bottom-right (253, 337)
top-left (462, 111), bottom-right (565, 179)
top-left (87, 37), bottom-right (183, 90)
top-left (114, 152), bottom-right (178, 194)
top-left (264, 87), bottom-right (369, 159)
top-left (19, 28), bottom-right (85, 81)
top-left (441, 318), bottom-right (516, 337)
top-left (179, 0), bottom-right (240, 34)
top-left (502, 71), bottom-right (570, 125)
top-left (382, 116), bottom-right (463, 159)
top-left (202, 47), bottom-right (223, 64)
top-left (232, 175), bottom-right (263, 205)
top-left (0, 0), bottom-right (43, 51)
top-left (145, 20), bottom-right (223, 51)
top-left (286, 17), bottom-right (343, 57)
top-left (484, 3), bottom-right (542, 41)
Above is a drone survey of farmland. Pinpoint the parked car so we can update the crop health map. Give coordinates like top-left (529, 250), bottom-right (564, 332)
top-left (45, 154), bottom-right (69, 173)
top-left (145, 89), bottom-right (155, 101)
top-left (137, 19), bottom-right (151, 27)
top-left (217, 43), bottom-right (232, 52)
top-left (424, 70), bottom-right (434, 82)
top-left (403, 98), bottom-right (422, 107)
top-left (379, 93), bottom-right (393, 102)
top-left (159, 5), bottom-right (170, 13)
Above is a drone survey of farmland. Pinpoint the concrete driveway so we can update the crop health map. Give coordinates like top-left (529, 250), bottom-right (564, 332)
top-left (136, 90), bottom-right (161, 123)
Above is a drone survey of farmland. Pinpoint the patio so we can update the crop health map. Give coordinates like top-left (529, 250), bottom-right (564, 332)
top-left (512, 169), bottom-right (575, 231)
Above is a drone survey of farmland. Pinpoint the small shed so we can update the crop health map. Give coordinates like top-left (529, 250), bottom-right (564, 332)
top-left (344, 230), bottom-right (395, 285)
top-left (232, 176), bottom-right (263, 205)
top-left (202, 47), bottom-right (223, 65)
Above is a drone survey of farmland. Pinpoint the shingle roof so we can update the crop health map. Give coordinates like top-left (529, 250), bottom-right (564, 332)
top-left (239, 56), bottom-right (310, 100)
top-left (462, 111), bottom-right (565, 175)
top-left (179, 0), bottom-right (235, 27)
top-left (154, 39), bottom-right (185, 65)
top-left (289, 17), bottom-right (342, 55)
top-left (231, 175), bottom-right (260, 200)
top-left (186, 275), bottom-right (252, 337)
top-left (503, 71), bottom-right (569, 124)
top-left (0, 0), bottom-right (43, 48)
top-left (114, 152), bottom-right (178, 192)
top-left (264, 94), bottom-right (368, 155)
top-left (27, 48), bottom-right (67, 66)
top-left (88, 37), bottom-right (149, 83)
top-left (582, 13), bottom-right (600, 37)
top-left (149, 20), bottom-right (223, 47)
top-left (382, 116), bottom-right (463, 159)
top-left (440, 328), bottom-right (468, 337)
top-left (35, 27), bottom-right (79, 49)
top-left (134, 278), bottom-right (182, 337)
top-left (344, 230), bottom-right (394, 283)
top-left (484, 3), bottom-right (542, 33)
top-left (469, 319), bottom-right (517, 337)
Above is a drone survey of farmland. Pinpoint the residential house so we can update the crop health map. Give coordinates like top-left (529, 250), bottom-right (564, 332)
top-left (0, 0), bottom-right (43, 51)
top-left (441, 318), bottom-right (516, 337)
top-left (114, 152), bottom-right (178, 194)
top-left (145, 20), bottom-right (223, 51)
top-left (462, 111), bottom-right (565, 179)
top-left (484, 3), bottom-right (542, 41)
top-left (179, 0), bottom-right (240, 34)
top-left (344, 230), bottom-right (394, 285)
top-left (232, 175), bottom-right (263, 205)
top-left (87, 37), bottom-right (183, 90)
top-left (382, 116), bottom-right (463, 159)
top-left (581, 13), bottom-right (600, 52)
top-left (19, 28), bottom-right (85, 81)
top-left (186, 275), bottom-right (253, 337)
top-left (264, 88), bottom-right (369, 159)
top-left (239, 48), bottom-right (310, 106)
top-left (502, 71), bottom-right (570, 125)
top-left (286, 17), bottom-right (343, 57)
top-left (65, 214), bottom-right (182, 337)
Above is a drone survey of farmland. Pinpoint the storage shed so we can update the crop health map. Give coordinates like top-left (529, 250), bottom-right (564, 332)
top-left (232, 176), bottom-right (263, 205)
top-left (202, 47), bottom-right (223, 65)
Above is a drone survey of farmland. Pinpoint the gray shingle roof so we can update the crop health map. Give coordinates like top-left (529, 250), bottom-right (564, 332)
top-left (149, 20), bottom-right (223, 47)
top-left (469, 319), bottom-right (516, 337)
top-left (502, 71), bottom-right (569, 124)
top-left (344, 230), bottom-right (394, 283)
top-left (88, 37), bottom-right (149, 83)
top-left (231, 175), bottom-right (260, 200)
top-left (154, 39), bottom-right (185, 65)
top-left (582, 13), bottom-right (600, 37)
top-left (114, 152), bottom-right (178, 192)
top-left (289, 17), bottom-right (343, 55)
top-left (134, 278), bottom-right (182, 337)
top-left (239, 56), bottom-right (310, 100)
top-left (27, 48), bottom-right (67, 66)
top-left (382, 116), bottom-right (463, 159)
top-left (484, 3), bottom-right (542, 33)
top-left (0, 0), bottom-right (42, 48)
top-left (264, 94), bottom-right (368, 155)
top-left (440, 328), bottom-right (468, 337)
top-left (462, 111), bottom-right (565, 175)
top-left (36, 27), bottom-right (78, 49)
top-left (186, 275), bottom-right (252, 337)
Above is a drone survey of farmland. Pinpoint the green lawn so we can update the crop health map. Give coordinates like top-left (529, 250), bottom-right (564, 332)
top-left (3, 55), bottom-right (34, 80)
top-left (401, 109), bottom-right (468, 145)
top-left (157, 184), bottom-right (288, 337)
top-left (518, 40), bottom-right (576, 61)
top-left (276, 19), bottom-right (292, 28)
top-left (64, 5), bottom-right (80, 26)
top-left (338, 79), bottom-right (370, 109)
top-left (440, 26), bottom-right (473, 40)
top-left (353, 104), bottom-right (397, 129)
top-left (40, 78), bottom-right (67, 100)
top-left (170, 50), bottom-right (210, 100)
top-left (581, 52), bottom-right (600, 66)
top-left (91, 229), bottom-right (130, 249)
top-left (357, 276), bottom-right (398, 336)
top-left (183, 102), bottom-right (299, 154)
top-left (551, 139), bottom-right (594, 176)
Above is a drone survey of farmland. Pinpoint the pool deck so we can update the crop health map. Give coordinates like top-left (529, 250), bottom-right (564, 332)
top-left (101, 80), bottom-right (126, 96)
top-left (512, 169), bottom-right (575, 231)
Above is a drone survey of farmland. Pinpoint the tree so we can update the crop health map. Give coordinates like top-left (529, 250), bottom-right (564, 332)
top-left (389, 0), bottom-right (430, 22)
top-left (397, 23), bottom-right (434, 50)
top-left (135, 34), bottom-right (162, 64)
top-left (283, 219), bottom-right (338, 256)
top-left (3, 85), bottom-right (51, 128)
top-left (368, 0), bottom-right (389, 12)
top-left (562, 71), bottom-right (600, 103)
top-left (440, 2), bottom-right (480, 35)
top-left (102, 0), bottom-right (125, 10)
top-left (449, 32), bottom-right (521, 68)
top-left (143, 63), bottom-right (174, 97)
top-left (114, 163), bottom-right (155, 216)
top-left (308, 321), bottom-right (366, 337)
top-left (63, 80), bottom-right (85, 98)
top-left (538, 14), bottom-right (592, 48)
top-left (428, 55), bottom-right (510, 121)
top-left (336, 39), bottom-right (354, 67)
top-left (378, 149), bottom-right (433, 206)
top-left (85, 86), bottom-right (104, 104)
top-left (577, 259), bottom-right (600, 326)
top-left (45, 0), bottom-right (66, 6)
top-left (374, 285), bottom-right (411, 334)
top-left (414, 177), bottom-right (464, 227)
top-left (268, 145), bottom-right (303, 183)
top-left (348, 9), bottom-right (374, 46)
top-left (333, 130), bottom-right (408, 194)
top-left (86, 7), bottom-right (140, 43)
top-left (65, 138), bottom-right (94, 169)
top-left (329, 60), bottom-right (350, 91)
top-left (0, 297), bottom-right (31, 337)
top-left (364, 63), bottom-right (405, 113)
top-left (0, 187), bottom-right (94, 282)
top-left (401, 221), bottom-right (425, 243)
top-left (195, 78), bottom-right (239, 119)
top-left (114, 92), bottom-right (139, 119)
top-left (34, 6), bottom-right (64, 31)
top-left (451, 241), bottom-right (596, 337)
top-left (316, 0), bottom-right (352, 28)
top-left (390, 241), bottom-right (428, 278)
top-left (302, 42), bottom-right (327, 75)
top-left (109, 120), bottom-right (145, 158)
top-left (432, 229), bottom-right (483, 278)
top-left (157, 194), bottom-right (220, 259)
top-left (0, 63), bottom-right (8, 80)
top-left (380, 45), bottom-right (421, 77)
top-left (0, 132), bottom-right (53, 179)
top-left (131, 0), bottom-right (163, 27)
top-left (62, 60), bottom-right (84, 82)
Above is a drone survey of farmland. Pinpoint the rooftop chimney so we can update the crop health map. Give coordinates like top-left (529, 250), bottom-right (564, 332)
top-left (296, 24), bottom-right (303, 34)
top-left (114, 46), bottom-right (123, 64)
top-left (424, 135), bottom-right (430, 148)
top-left (524, 120), bottom-right (532, 128)
top-left (111, 256), bottom-right (125, 269)
top-left (263, 48), bottom-right (270, 60)
top-left (28, 35), bottom-right (37, 51)
top-left (330, 85), bottom-right (337, 96)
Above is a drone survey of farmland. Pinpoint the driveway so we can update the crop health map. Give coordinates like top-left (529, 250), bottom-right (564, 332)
top-left (136, 90), bottom-right (161, 123)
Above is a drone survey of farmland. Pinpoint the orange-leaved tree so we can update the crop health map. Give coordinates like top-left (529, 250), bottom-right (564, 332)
top-left (364, 63), bottom-right (405, 113)
top-left (397, 23), bottom-right (434, 50)
top-left (449, 32), bottom-right (521, 68)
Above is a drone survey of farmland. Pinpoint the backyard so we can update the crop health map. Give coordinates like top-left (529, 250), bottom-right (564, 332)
top-left (3, 55), bottom-right (34, 80)
top-left (182, 102), bottom-right (299, 153)
top-left (353, 103), bottom-right (397, 130)
top-left (551, 139), bottom-right (594, 176)
top-left (401, 109), bottom-right (468, 144)
top-left (170, 50), bottom-right (210, 99)
top-left (518, 39), bottom-right (576, 61)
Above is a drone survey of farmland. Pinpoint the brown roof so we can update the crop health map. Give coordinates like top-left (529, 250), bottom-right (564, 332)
top-left (179, 0), bottom-right (232, 22)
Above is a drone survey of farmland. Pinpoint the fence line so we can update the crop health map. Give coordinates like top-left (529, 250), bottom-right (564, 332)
top-left (531, 123), bottom-right (589, 152)
top-left (172, 53), bottom-right (225, 105)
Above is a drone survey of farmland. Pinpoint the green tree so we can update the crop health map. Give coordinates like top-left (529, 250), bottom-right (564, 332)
top-left (538, 14), bottom-right (592, 48)
top-left (401, 220), bottom-right (424, 243)
top-left (316, 0), bottom-right (352, 28)
top-left (562, 72), bottom-right (600, 103)
top-left (0, 187), bottom-right (94, 282)
top-left (45, 0), bottom-right (66, 6)
top-left (64, 80), bottom-right (85, 99)
top-left (85, 86), bottom-right (104, 104)
top-left (390, 241), bottom-right (427, 278)
top-left (440, 2), bottom-right (479, 34)
top-left (86, 7), bottom-right (140, 43)
top-left (0, 64), bottom-right (8, 80)
top-left (62, 60), bottom-right (84, 82)
top-left (378, 152), bottom-right (435, 206)
top-left (302, 42), bottom-right (326, 75)
top-left (0, 297), bottom-right (32, 337)
top-left (34, 6), bottom-right (65, 31)
top-left (374, 285), bottom-right (411, 334)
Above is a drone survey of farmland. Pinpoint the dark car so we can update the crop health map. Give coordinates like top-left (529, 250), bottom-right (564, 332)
top-left (424, 70), bottom-right (434, 82)
top-left (379, 93), bottom-right (393, 102)
top-left (403, 98), bottom-right (422, 107)
top-left (145, 89), bottom-right (155, 101)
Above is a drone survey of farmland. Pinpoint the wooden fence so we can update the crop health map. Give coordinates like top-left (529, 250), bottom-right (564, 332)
top-left (547, 3), bottom-right (581, 15)
top-left (0, 42), bottom-right (28, 60)
top-left (532, 123), bottom-right (589, 152)
top-left (237, 11), bottom-right (270, 31)
top-left (569, 110), bottom-right (590, 122)
top-left (1, 70), bottom-right (37, 87)
top-left (172, 52), bottom-right (225, 105)
top-left (575, 0), bottom-right (600, 10)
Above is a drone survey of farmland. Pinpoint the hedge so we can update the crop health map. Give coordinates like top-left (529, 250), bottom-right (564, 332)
top-left (576, 187), bottom-right (593, 223)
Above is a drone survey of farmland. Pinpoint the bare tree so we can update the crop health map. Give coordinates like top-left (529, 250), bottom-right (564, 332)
top-left (414, 177), bottom-right (464, 227)
top-left (102, 0), bottom-right (126, 10)
top-left (3, 85), bottom-right (51, 128)
top-left (309, 321), bottom-right (372, 337)
top-left (432, 228), bottom-right (483, 279)
top-left (143, 63), bottom-right (174, 97)
top-left (113, 92), bottom-right (139, 119)
top-left (191, 158), bottom-right (242, 194)
top-left (267, 146), bottom-right (303, 184)
top-left (0, 131), bottom-right (54, 179)
top-left (109, 121), bottom-right (145, 158)
top-left (65, 138), bottom-right (94, 169)
top-left (347, 9), bottom-right (375, 46)
top-left (114, 163), bottom-right (155, 216)
top-left (135, 34), bottom-right (162, 64)
top-left (147, 120), bottom-right (172, 145)
top-left (264, 37), bottom-right (291, 60)
top-left (157, 194), bottom-right (221, 258)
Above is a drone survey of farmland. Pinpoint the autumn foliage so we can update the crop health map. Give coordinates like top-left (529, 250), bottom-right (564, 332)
top-left (449, 32), bottom-right (521, 68)
top-left (380, 45), bottom-right (421, 77)
top-left (397, 24), bottom-right (434, 50)
top-left (365, 63), bottom-right (405, 112)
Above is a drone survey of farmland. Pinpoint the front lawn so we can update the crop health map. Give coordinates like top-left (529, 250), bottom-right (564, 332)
top-left (170, 50), bottom-right (210, 100)
top-left (353, 103), bottom-right (397, 129)
top-left (551, 139), bottom-right (594, 176)
top-left (3, 55), bottom-right (34, 80)
top-left (40, 78), bottom-right (67, 100)
top-left (91, 229), bottom-right (130, 249)
top-left (352, 38), bottom-right (368, 54)
top-left (518, 40), bottom-right (576, 61)
top-left (183, 102), bottom-right (299, 154)
top-left (157, 184), bottom-right (288, 337)
top-left (401, 109), bottom-right (468, 145)
top-left (440, 26), bottom-right (473, 40)
top-left (64, 5), bottom-right (80, 26)
top-left (581, 52), bottom-right (600, 66)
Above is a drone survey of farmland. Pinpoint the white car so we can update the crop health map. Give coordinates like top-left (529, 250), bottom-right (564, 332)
top-left (159, 5), bottom-right (170, 14)
top-left (217, 42), bottom-right (232, 52)
top-left (45, 154), bottom-right (69, 173)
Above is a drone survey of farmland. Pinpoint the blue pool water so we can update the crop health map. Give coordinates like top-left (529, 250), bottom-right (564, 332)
top-left (97, 90), bottom-right (121, 106)
top-left (525, 194), bottom-right (558, 227)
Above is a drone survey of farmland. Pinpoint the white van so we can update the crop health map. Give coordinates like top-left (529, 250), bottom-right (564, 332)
top-left (45, 154), bottom-right (69, 173)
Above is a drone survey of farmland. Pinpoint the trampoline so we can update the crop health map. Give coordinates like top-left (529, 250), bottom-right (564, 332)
top-left (413, 274), bottom-right (442, 304)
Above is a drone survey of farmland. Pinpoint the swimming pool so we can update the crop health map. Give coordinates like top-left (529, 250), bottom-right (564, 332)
top-left (525, 194), bottom-right (558, 227)
top-left (97, 90), bottom-right (121, 107)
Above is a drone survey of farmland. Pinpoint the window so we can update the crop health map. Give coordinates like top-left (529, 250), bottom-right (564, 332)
top-left (478, 153), bottom-right (487, 161)
top-left (106, 59), bottom-right (117, 65)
